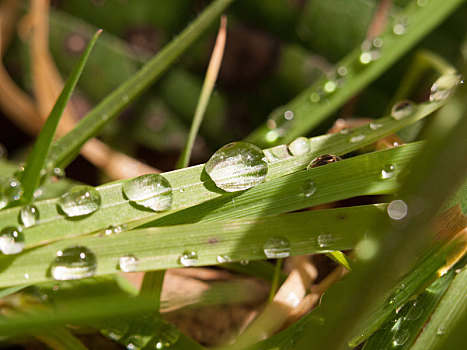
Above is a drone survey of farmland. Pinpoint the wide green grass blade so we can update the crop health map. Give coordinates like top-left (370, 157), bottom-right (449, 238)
top-left (19, 30), bottom-right (101, 204)
top-left (246, 0), bottom-right (464, 147)
top-left (0, 204), bottom-right (386, 288)
top-left (363, 253), bottom-right (467, 350)
top-left (46, 0), bottom-right (235, 169)
top-left (0, 142), bottom-right (422, 249)
top-left (411, 254), bottom-right (467, 350)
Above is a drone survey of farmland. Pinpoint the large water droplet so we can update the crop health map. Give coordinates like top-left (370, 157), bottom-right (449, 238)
top-left (0, 226), bottom-right (25, 255)
top-left (391, 100), bottom-right (415, 120)
top-left (153, 323), bottom-right (180, 349)
top-left (288, 137), bottom-right (311, 156)
top-left (404, 301), bottom-right (423, 320)
top-left (51, 246), bottom-right (97, 280)
top-left (119, 255), bottom-right (139, 272)
top-left (263, 145), bottom-right (292, 163)
top-left (307, 154), bottom-right (341, 169)
top-left (1, 177), bottom-right (24, 204)
top-left (58, 186), bottom-right (101, 217)
top-left (263, 237), bottom-right (291, 259)
top-left (381, 164), bottom-right (396, 179)
top-left (429, 74), bottom-right (463, 102)
top-left (302, 181), bottom-right (317, 197)
top-left (359, 38), bottom-right (383, 64)
top-left (205, 142), bottom-right (268, 192)
top-left (317, 233), bottom-right (334, 248)
top-left (179, 251), bottom-right (198, 267)
top-left (123, 174), bottom-right (173, 212)
top-left (20, 205), bottom-right (39, 227)
top-left (393, 328), bottom-right (409, 346)
top-left (387, 200), bottom-right (408, 220)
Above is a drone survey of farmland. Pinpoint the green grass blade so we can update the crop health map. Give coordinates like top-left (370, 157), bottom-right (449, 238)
top-left (46, 0), bottom-right (235, 169)
top-left (246, 0), bottom-right (464, 147)
top-left (325, 251), bottom-right (351, 270)
top-left (19, 30), bottom-right (101, 204)
top-left (363, 253), bottom-right (467, 350)
top-left (35, 327), bottom-right (88, 350)
top-left (0, 204), bottom-right (386, 288)
top-left (0, 142), bottom-right (422, 249)
top-left (411, 255), bottom-right (467, 350)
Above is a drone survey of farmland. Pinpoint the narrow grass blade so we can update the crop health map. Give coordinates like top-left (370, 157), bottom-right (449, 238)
top-left (0, 204), bottom-right (387, 288)
top-left (46, 0), bottom-right (235, 169)
top-left (246, 0), bottom-right (464, 147)
top-left (177, 16), bottom-right (227, 169)
top-left (19, 30), bottom-right (101, 204)
top-left (325, 251), bottom-right (351, 270)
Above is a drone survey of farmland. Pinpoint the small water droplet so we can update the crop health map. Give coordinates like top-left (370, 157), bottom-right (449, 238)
top-left (404, 301), bottom-right (423, 320)
top-left (0, 226), bottom-right (25, 255)
top-left (381, 164), bottom-right (396, 179)
top-left (240, 259), bottom-right (249, 265)
top-left (1, 177), bottom-right (24, 204)
top-left (359, 38), bottom-right (383, 64)
top-left (393, 328), bottom-right (409, 346)
top-left (307, 154), bottom-right (341, 169)
top-left (337, 66), bottom-right (348, 76)
top-left (153, 323), bottom-right (180, 349)
top-left (20, 205), bottom-right (39, 227)
top-left (429, 74), bottom-right (463, 102)
top-left (216, 255), bottom-right (231, 263)
top-left (263, 237), bottom-right (291, 259)
top-left (284, 110), bottom-right (294, 120)
top-left (51, 246), bottom-right (97, 280)
top-left (0, 194), bottom-right (7, 209)
top-left (391, 100), bottom-right (415, 120)
top-left (58, 186), bottom-right (101, 217)
top-left (105, 224), bottom-right (126, 236)
top-left (118, 255), bottom-right (139, 272)
top-left (309, 91), bottom-right (322, 103)
top-left (123, 174), bottom-right (173, 212)
top-left (51, 167), bottom-right (66, 181)
top-left (387, 200), bottom-right (408, 220)
top-left (317, 233), bottom-right (334, 248)
top-left (205, 142), bottom-right (268, 192)
top-left (302, 181), bottom-right (316, 197)
top-left (126, 335), bottom-right (144, 350)
top-left (393, 16), bottom-right (410, 35)
top-left (349, 133), bottom-right (366, 143)
top-left (179, 251), bottom-right (198, 267)
top-left (263, 145), bottom-right (292, 163)
top-left (436, 325), bottom-right (445, 336)
top-left (369, 121), bottom-right (383, 130)
top-left (288, 137), bottom-right (311, 156)
top-left (24, 273), bottom-right (29, 279)
top-left (323, 80), bottom-right (337, 94)
top-left (102, 324), bottom-right (129, 341)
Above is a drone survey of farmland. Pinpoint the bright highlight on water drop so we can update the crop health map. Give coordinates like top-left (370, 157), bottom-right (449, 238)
top-left (205, 142), bottom-right (268, 192)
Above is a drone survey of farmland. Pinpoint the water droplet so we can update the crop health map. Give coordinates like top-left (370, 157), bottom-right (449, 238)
top-left (126, 335), bottom-right (144, 350)
top-left (404, 301), bottom-right (423, 320)
top-left (288, 137), bottom-right (310, 156)
top-left (123, 174), bottom-right (173, 212)
top-left (369, 121), bottom-right (383, 130)
top-left (263, 145), bottom-right (292, 163)
top-left (337, 66), bottom-right (348, 76)
top-left (266, 129), bottom-right (281, 143)
top-left (317, 233), bottom-right (334, 248)
top-left (240, 259), bottom-right (249, 265)
top-left (50, 167), bottom-right (66, 181)
top-left (205, 142), bottom-right (268, 192)
top-left (381, 164), bottom-right (396, 179)
top-left (118, 255), bottom-right (139, 272)
top-left (20, 205), bottom-right (39, 227)
top-left (0, 194), bottom-right (8, 209)
top-left (393, 16), bottom-right (410, 35)
top-left (216, 255), bottom-right (232, 263)
top-left (393, 328), bottom-right (409, 346)
top-left (309, 91), bottom-right (323, 103)
top-left (51, 246), bottom-right (97, 280)
top-left (1, 177), bottom-right (23, 204)
top-left (101, 323), bottom-right (129, 341)
top-left (302, 181), bottom-right (316, 197)
top-left (105, 224), bottom-right (126, 236)
top-left (307, 154), bottom-right (341, 169)
top-left (0, 226), bottom-right (25, 255)
top-left (429, 74), bottom-right (463, 102)
top-left (436, 325), bottom-right (445, 336)
top-left (58, 186), bottom-right (101, 217)
top-left (359, 38), bottom-right (383, 64)
top-left (24, 273), bottom-right (29, 279)
top-left (153, 323), bottom-right (180, 349)
top-left (391, 100), bottom-right (415, 120)
top-left (179, 251), bottom-right (198, 267)
top-left (323, 80), bottom-right (337, 94)
top-left (349, 133), bottom-right (366, 143)
top-left (284, 110), bottom-right (294, 120)
top-left (263, 237), bottom-right (291, 259)
top-left (387, 200), bottom-right (408, 220)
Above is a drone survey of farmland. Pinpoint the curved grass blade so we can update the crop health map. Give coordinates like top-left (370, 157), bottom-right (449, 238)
top-left (1, 142), bottom-right (422, 249)
top-left (19, 30), bottom-right (101, 204)
top-left (0, 204), bottom-right (386, 288)
top-left (46, 0), bottom-right (235, 169)
top-left (246, 0), bottom-right (464, 147)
